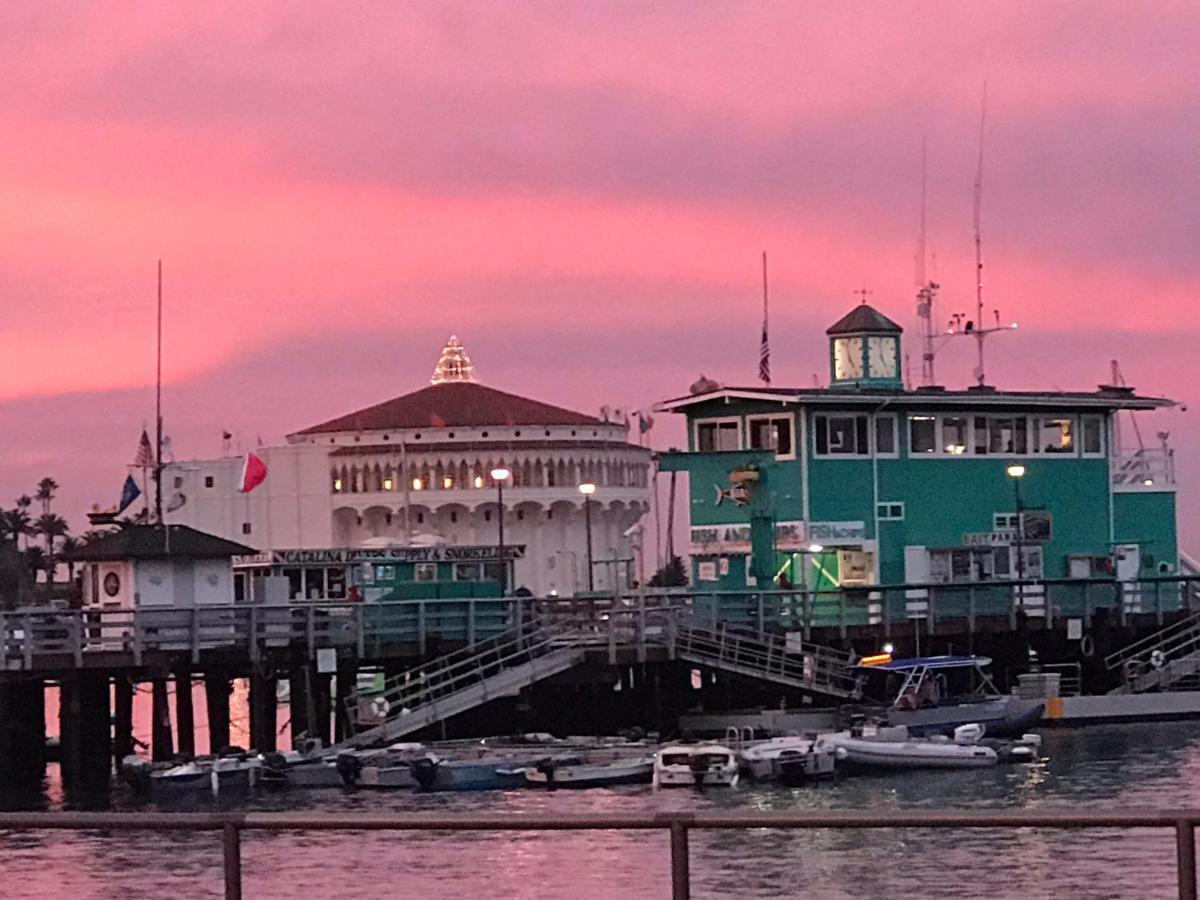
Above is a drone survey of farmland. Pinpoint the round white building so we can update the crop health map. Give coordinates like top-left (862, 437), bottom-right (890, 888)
top-left (165, 337), bottom-right (652, 596)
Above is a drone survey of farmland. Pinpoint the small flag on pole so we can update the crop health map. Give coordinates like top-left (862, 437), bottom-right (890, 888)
top-left (239, 451), bottom-right (268, 493)
top-left (758, 251), bottom-right (771, 385)
top-left (117, 475), bottom-right (142, 514)
top-left (134, 429), bottom-right (154, 467)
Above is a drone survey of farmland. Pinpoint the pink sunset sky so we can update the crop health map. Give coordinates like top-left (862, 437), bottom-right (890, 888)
top-left (1, 3), bottom-right (1197, 546)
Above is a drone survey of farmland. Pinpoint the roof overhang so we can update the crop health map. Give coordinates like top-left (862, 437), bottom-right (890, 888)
top-left (655, 387), bottom-right (1174, 414)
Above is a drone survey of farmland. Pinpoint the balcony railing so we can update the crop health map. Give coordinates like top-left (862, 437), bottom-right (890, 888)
top-left (1114, 447), bottom-right (1175, 488)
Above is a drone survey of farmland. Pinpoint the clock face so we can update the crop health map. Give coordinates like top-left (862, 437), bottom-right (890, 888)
top-left (833, 338), bottom-right (864, 380)
top-left (103, 572), bottom-right (121, 597)
top-left (867, 336), bottom-right (898, 378)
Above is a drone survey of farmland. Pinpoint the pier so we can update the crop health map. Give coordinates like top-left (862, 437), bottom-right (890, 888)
top-left (1, 573), bottom-right (1198, 789)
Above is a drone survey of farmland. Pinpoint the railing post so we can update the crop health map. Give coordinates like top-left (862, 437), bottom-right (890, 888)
top-left (803, 590), bottom-right (812, 642)
top-left (968, 584), bottom-right (977, 634)
top-left (418, 602), bottom-right (427, 657)
top-left (670, 819), bottom-right (690, 900)
top-left (1083, 581), bottom-right (1092, 628)
top-left (190, 608), bottom-right (201, 665)
top-left (223, 821), bottom-right (243, 900)
top-left (468, 600), bottom-right (476, 646)
top-left (839, 590), bottom-right (847, 639)
top-left (926, 585), bottom-right (936, 635)
top-left (1177, 819), bottom-right (1196, 900)
top-left (756, 594), bottom-right (765, 642)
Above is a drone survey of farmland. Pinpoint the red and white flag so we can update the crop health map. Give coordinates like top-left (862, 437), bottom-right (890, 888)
top-left (239, 451), bottom-right (267, 493)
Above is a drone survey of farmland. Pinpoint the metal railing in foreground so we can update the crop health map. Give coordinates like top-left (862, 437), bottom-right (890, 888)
top-left (0, 809), bottom-right (1196, 900)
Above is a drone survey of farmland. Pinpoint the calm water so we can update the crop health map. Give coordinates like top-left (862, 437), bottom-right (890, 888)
top-left (3, 723), bottom-right (1200, 898)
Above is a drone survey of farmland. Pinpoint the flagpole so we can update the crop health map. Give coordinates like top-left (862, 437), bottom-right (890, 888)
top-left (759, 250), bottom-right (771, 386)
top-left (155, 259), bottom-right (164, 526)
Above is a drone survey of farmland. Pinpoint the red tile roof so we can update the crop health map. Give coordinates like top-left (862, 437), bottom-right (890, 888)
top-left (292, 383), bottom-right (604, 436)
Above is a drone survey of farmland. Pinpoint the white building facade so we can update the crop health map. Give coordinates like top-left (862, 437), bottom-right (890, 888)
top-left (164, 338), bottom-right (653, 596)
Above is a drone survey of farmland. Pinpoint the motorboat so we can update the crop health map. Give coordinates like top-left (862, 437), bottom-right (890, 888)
top-left (828, 724), bottom-right (997, 770)
top-left (653, 744), bottom-right (739, 788)
top-left (851, 655), bottom-right (1044, 738)
top-left (150, 753), bottom-right (265, 795)
top-left (410, 755), bottom-right (532, 792)
top-left (524, 756), bottom-right (654, 789)
top-left (738, 736), bottom-right (836, 783)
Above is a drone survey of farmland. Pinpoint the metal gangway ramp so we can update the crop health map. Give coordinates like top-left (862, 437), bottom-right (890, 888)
top-left (1107, 611), bottom-right (1200, 694)
top-left (667, 618), bottom-right (858, 700)
top-left (339, 618), bottom-right (588, 748)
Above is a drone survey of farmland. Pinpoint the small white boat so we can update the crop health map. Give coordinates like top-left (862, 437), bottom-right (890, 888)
top-left (524, 756), bottom-right (654, 789)
top-left (829, 724), bottom-right (998, 770)
top-left (739, 736), bottom-right (836, 783)
top-left (654, 744), bottom-right (739, 787)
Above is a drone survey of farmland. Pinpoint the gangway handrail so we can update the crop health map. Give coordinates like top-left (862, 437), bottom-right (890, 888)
top-left (1105, 611), bottom-right (1200, 670)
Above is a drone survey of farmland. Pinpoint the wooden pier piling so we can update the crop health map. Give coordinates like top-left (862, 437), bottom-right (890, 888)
top-left (249, 671), bottom-right (277, 753)
top-left (0, 678), bottom-right (45, 781)
top-left (174, 667), bottom-right (195, 758)
top-left (150, 677), bottom-right (174, 762)
top-left (112, 676), bottom-right (134, 763)
top-left (204, 673), bottom-right (231, 754)
top-left (59, 673), bottom-right (111, 790)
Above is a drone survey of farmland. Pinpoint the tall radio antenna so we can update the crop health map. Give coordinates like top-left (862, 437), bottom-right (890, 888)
top-left (946, 81), bottom-right (1017, 386)
top-left (915, 136), bottom-right (940, 386)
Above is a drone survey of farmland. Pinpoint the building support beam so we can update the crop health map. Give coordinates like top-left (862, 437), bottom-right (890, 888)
top-left (205, 673), bottom-right (231, 754)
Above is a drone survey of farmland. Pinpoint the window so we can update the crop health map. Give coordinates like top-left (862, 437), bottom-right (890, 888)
top-left (993, 512), bottom-right (1019, 531)
top-left (204, 475), bottom-right (215, 488)
top-left (909, 416), bottom-right (936, 454)
top-left (1036, 417), bottom-right (1074, 454)
top-left (1081, 416), bottom-right (1104, 456)
top-left (174, 476), bottom-right (183, 489)
top-left (326, 568), bottom-right (346, 598)
top-left (414, 563), bottom-right (437, 583)
top-left (875, 416), bottom-right (897, 456)
top-left (696, 419), bottom-right (740, 452)
top-left (814, 414), bottom-right (869, 456)
top-left (748, 415), bottom-right (794, 458)
top-left (987, 417), bottom-right (1028, 454)
top-left (453, 563), bottom-right (483, 581)
top-left (942, 416), bottom-right (969, 455)
top-left (241, 522), bottom-right (252, 535)
top-left (877, 502), bottom-right (904, 521)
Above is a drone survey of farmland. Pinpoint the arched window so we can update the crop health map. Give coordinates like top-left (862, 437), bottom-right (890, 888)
top-left (330, 468), bottom-right (342, 493)
top-left (522, 460), bottom-right (533, 488)
top-left (534, 460), bottom-right (544, 487)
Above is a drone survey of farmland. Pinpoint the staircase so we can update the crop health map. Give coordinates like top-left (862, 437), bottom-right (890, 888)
top-left (1106, 612), bottom-right (1200, 694)
top-left (339, 619), bottom-right (588, 748)
top-left (668, 618), bottom-right (858, 699)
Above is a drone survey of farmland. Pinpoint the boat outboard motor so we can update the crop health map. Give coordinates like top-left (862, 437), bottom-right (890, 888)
top-left (410, 755), bottom-right (440, 791)
top-left (535, 758), bottom-right (557, 787)
top-left (335, 752), bottom-right (363, 786)
top-left (688, 755), bottom-right (709, 787)
top-left (953, 723), bottom-right (985, 745)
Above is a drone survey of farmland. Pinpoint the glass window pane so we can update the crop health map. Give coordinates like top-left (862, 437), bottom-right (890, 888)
top-left (815, 417), bottom-right (829, 455)
top-left (698, 424), bottom-right (715, 452)
top-left (942, 416), bottom-right (968, 454)
top-left (1039, 418), bottom-right (1074, 453)
top-left (717, 422), bottom-right (739, 451)
top-left (1083, 418), bottom-right (1103, 454)
top-left (988, 418), bottom-right (1015, 454)
top-left (1013, 417), bottom-right (1028, 454)
top-left (775, 419), bottom-right (793, 455)
top-left (827, 416), bottom-right (856, 453)
top-left (875, 416), bottom-right (895, 454)
top-left (974, 417), bottom-right (989, 454)
top-left (855, 416), bottom-right (868, 454)
top-left (749, 420), bottom-right (769, 449)
top-left (910, 416), bottom-right (936, 453)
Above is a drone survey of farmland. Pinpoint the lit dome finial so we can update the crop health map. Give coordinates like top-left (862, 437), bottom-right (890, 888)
top-left (431, 335), bottom-right (479, 385)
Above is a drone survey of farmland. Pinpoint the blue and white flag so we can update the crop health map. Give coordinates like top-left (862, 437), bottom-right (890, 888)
top-left (117, 474), bottom-right (142, 514)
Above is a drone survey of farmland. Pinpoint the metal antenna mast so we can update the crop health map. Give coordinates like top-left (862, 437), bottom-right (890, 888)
top-left (945, 82), bottom-right (1018, 385)
top-left (915, 136), bottom-right (940, 386)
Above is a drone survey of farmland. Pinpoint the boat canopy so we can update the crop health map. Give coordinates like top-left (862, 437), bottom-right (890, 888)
top-left (855, 655), bottom-right (992, 671)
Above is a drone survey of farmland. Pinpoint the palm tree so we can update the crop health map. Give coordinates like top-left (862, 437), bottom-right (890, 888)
top-left (59, 535), bottom-right (82, 582)
top-left (5, 508), bottom-right (32, 552)
top-left (35, 478), bottom-right (57, 517)
top-left (22, 546), bottom-right (45, 587)
top-left (35, 513), bottom-right (68, 579)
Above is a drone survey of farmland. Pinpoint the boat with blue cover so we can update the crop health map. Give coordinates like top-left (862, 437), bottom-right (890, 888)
top-left (852, 655), bottom-right (1044, 738)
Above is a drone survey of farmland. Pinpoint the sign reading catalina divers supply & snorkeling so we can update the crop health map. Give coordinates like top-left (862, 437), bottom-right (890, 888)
top-left (233, 545), bottom-right (527, 567)
top-left (690, 521), bottom-right (806, 554)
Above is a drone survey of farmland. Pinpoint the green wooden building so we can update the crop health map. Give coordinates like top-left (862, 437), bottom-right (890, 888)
top-left (657, 303), bottom-right (1179, 622)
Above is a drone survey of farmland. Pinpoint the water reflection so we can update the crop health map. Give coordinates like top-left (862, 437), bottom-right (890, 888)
top-left (0, 723), bottom-right (1196, 898)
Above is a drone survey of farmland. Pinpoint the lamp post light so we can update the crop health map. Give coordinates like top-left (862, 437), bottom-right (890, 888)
top-left (490, 466), bottom-right (511, 594)
top-left (578, 482), bottom-right (596, 592)
top-left (1005, 463), bottom-right (1026, 609)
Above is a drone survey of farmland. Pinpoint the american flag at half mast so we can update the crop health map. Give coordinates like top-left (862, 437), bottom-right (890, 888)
top-left (758, 251), bottom-right (771, 385)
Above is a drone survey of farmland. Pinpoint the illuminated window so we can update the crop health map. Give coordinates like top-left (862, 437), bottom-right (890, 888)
top-left (473, 475), bottom-right (484, 488)
top-left (443, 476), bottom-right (454, 489)
top-left (411, 477), bottom-right (423, 490)
top-left (382, 478), bottom-right (393, 491)
top-left (333, 478), bottom-right (343, 492)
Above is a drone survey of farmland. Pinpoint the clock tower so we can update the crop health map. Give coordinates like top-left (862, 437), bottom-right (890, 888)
top-left (826, 303), bottom-right (903, 388)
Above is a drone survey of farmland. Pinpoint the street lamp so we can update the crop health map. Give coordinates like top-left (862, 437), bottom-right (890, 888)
top-left (578, 482), bottom-right (596, 592)
top-left (1006, 463), bottom-right (1026, 609)
top-left (490, 466), bottom-right (511, 593)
